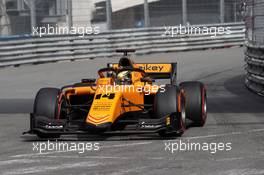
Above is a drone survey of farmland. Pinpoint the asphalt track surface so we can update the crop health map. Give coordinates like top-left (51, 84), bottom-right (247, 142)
top-left (0, 47), bottom-right (264, 175)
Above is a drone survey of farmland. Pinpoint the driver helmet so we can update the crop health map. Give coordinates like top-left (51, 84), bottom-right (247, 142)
top-left (116, 57), bottom-right (133, 84)
top-left (117, 70), bottom-right (132, 84)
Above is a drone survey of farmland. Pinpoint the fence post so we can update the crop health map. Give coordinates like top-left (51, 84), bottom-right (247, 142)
top-left (234, 2), bottom-right (237, 22)
top-left (67, 0), bottom-right (72, 29)
top-left (106, 0), bottom-right (112, 30)
top-left (182, 0), bottom-right (187, 25)
top-left (144, 0), bottom-right (150, 27)
top-left (30, 0), bottom-right (36, 34)
top-left (17, 0), bottom-right (22, 11)
top-left (220, 0), bottom-right (225, 23)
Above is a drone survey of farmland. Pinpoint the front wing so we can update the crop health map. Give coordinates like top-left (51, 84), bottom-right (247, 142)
top-left (23, 113), bottom-right (182, 136)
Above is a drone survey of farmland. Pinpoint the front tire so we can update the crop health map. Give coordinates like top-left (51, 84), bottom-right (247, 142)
top-left (33, 88), bottom-right (61, 138)
top-left (154, 85), bottom-right (186, 137)
top-left (180, 81), bottom-right (207, 127)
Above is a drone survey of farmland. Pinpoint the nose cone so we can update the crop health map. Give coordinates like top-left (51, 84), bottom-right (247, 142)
top-left (86, 91), bottom-right (123, 126)
top-left (84, 122), bottom-right (112, 133)
top-left (87, 114), bottom-right (110, 125)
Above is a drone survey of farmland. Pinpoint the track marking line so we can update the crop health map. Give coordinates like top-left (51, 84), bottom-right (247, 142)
top-left (108, 166), bottom-right (150, 175)
top-left (101, 141), bottom-right (153, 148)
top-left (185, 132), bottom-right (242, 140)
top-left (166, 128), bottom-right (264, 141)
top-left (10, 141), bottom-right (152, 158)
top-left (165, 132), bottom-right (242, 142)
top-left (215, 157), bottom-right (244, 162)
top-left (219, 168), bottom-right (264, 175)
top-left (0, 159), bottom-right (41, 166)
top-left (26, 155), bottom-right (129, 159)
top-left (10, 129), bottom-right (264, 159)
top-left (147, 157), bottom-right (165, 160)
top-left (1, 161), bottom-right (102, 175)
top-left (11, 150), bottom-right (78, 158)
top-left (248, 128), bottom-right (264, 132)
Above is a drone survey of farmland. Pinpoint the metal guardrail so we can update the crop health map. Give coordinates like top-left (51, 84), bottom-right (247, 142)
top-left (0, 22), bottom-right (245, 67)
top-left (245, 42), bottom-right (264, 96)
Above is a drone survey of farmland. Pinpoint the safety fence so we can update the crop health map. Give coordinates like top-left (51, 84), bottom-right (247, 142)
top-left (245, 43), bottom-right (264, 96)
top-left (0, 22), bottom-right (245, 67)
top-left (244, 0), bottom-right (264, 96)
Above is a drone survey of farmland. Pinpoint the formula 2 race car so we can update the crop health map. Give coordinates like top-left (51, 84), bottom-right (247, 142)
top-left (24, 49), bottom-right (207, 138)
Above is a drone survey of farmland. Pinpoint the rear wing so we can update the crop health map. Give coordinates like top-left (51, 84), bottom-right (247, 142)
top-left (108, 63), bottom-right (177, 84)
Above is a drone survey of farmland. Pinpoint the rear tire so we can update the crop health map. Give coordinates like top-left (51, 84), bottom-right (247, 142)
top-left (180, 81), bottom-right (207, 127)
top-left (33, 88), bottom-right (61, 138)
